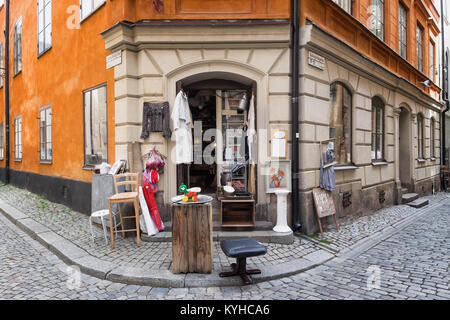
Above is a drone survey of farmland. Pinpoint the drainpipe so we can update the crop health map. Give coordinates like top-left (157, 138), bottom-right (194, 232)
top-left (291, 0), bottom-right (301, 232)
top-left (441, 0), bottom-right (449, 189)
top-left (3, 0), bottom-right (10, 185)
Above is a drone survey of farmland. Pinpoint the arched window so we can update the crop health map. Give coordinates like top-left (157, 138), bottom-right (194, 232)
top-left (330, 82), bottom-right (352, 165)
top-left (430, 118), bottom-right (435, 159)
top-left (417, 113), bottom-right (424, 159)
top-left (371, 97), bottom-right (385, 161)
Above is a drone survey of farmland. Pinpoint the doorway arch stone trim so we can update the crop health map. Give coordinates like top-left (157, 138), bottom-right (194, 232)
top-left (164, 60), bottom-right (270, 205)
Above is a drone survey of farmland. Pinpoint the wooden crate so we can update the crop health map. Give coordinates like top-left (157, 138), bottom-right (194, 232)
top-left (171, 203), bottom-right (213, 274)
top-left (219, 198), bottom-right (255, 228)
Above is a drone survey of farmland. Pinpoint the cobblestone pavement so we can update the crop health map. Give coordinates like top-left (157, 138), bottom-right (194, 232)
top-left (313, 193), bottom-right (449, 252)
top-left (0, 185), bottom-right (317, 271)
top-left (0, 187), bottom-right (448, 300)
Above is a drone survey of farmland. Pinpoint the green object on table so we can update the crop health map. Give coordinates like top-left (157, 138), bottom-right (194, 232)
top-left (178, 184), bottom-right (188, 195)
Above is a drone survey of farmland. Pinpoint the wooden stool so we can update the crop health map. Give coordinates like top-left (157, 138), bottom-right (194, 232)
top-left (219, 238), bottom-right (267, 285)
top-left (108, 173), bottom-right (141, 249)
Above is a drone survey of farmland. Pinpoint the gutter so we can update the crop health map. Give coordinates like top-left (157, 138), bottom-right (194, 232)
top-left (291, 0), bottom-right (301, 232)
top-left (4, 0), bottom-right (10, 184)
top-left (441, 0), bottom-right (449, 186)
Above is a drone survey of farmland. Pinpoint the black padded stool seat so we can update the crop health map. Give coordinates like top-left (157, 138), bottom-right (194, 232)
top-left (219, 238), bottom-right (267, 285)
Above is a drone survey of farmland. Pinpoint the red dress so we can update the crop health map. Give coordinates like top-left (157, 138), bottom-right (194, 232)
top-left (142, 183), bottom-right (164, 231)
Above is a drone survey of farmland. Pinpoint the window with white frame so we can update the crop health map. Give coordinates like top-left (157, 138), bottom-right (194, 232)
top-left (0, 122), bottom-right (4, 160)
top-left (84, 85), bottom-right (107, 166)
top-left (399, 3), bottom-right (407, 59)
top-left (430, 41), bottom-right (435, 81)
top-left (80, 0), bottom-right (106, 21)
top-left (417, 113), bottom-right (424, 159)
top-left (330, 82), bottom-right (352, 165)
top-left (371, 97), bottom-right (385, 161)
top-left (38, 0), bottom-right (52, 55)
top-left (0, 0), bottom-right (4, 8)
top-left (13, 17), bottom-right (22, 76)
top-left (430, 118), bottom-right (435, 158)
top-left (417, 24), bottom-right (424, 72)
top-left (371, 0), bottom-right (385, 41)
top-left (14, 116), bottom-right (22, 161)
top-left (332, 0), bottom-right (352, 14)
top-left (39, 106), bottom-right (52, 162)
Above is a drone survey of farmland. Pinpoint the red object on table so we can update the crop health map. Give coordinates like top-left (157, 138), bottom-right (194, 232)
top-left (142, 182), bottom-right (164, 231)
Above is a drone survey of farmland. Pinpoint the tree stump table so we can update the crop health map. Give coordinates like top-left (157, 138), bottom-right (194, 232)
top-left (171, 202), bottom-right (213, 274)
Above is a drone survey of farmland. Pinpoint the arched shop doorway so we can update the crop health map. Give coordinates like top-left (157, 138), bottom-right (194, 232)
top-left (175, 72), bottom-right (257, 216)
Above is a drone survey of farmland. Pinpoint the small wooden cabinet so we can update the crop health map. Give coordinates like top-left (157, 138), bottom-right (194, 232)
top-left (219, 197), bottom-right (255, 228)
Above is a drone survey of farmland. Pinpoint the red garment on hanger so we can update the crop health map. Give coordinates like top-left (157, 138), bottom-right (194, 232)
top-left (142, 182), bottom-right (163, 231)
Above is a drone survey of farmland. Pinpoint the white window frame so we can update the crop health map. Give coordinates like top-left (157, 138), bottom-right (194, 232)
top-left (417, 24), bottom-right (424, 72)
top-left (371, 0), bottom-right (385, 41)
top-left (80, 0), bottom-right (106, 22)
top-left (430, 40), bottom-right (435, 81)
top-left (37, 0), bottom-right (52, 56)
top-left (13, 17), bottom-right (22, 76)
top-left (39, 105), bottom-right (52, 163)
top-left (83, 84), bottom-right (108, 167)
top-left (399, 3), bottom-right (407, 59)
top-left (14, 116), bottom-right (22, 161)
top-left (332, 0), bottom-right (352, 14)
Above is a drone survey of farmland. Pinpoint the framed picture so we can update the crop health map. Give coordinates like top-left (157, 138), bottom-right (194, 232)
top-left (263, 160), bottom-right (291, 193)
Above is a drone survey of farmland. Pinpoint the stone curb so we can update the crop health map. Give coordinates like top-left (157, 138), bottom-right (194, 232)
top-left (142, 230), bottom-right (295, 245)
top-left (0, 199), bottom-right (333, 288)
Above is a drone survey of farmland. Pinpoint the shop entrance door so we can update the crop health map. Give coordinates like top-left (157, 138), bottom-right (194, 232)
top-left (175, 77), bottom-right (256, 209)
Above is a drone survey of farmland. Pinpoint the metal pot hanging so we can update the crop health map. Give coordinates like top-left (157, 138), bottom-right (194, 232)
top-left (238, 93), bottom-right (248, 112)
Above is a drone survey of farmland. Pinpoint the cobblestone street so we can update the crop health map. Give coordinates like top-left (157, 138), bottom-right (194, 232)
top-left (0, 186), bottom-right (449, 300)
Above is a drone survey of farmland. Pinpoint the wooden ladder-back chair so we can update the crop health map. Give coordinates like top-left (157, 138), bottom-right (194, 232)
top-left (108, 173), bottom-right (141, 249)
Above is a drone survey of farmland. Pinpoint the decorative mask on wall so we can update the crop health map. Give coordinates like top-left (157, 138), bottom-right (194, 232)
top-left (153, 0), bottom-right (164, 13)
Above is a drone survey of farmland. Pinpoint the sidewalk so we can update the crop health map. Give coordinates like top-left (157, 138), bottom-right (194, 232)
top-left (0, 184), bottom-right (447, 288)
top-left (0, 184), bottom-right (331, 287)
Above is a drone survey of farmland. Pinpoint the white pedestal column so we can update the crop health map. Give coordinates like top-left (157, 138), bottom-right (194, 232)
top-left (273, 189), bottom-right (292, 233)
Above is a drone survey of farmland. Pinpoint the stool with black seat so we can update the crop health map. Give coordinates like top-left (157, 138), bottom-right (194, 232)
top-left (219, 238), bottom-right (267, 285)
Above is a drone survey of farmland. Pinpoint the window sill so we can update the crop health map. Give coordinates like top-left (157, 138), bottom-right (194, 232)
top-left (80, 2), bottom-right (106, 25)
top-left (82, 166), bottom-right (96, 171)
top-left (430, 157), bottom-right (437, 162)
top-left (371, 161), bottom-right (388, 166)
top-left (417, 158), bottom-right (426, 163)
top-left (40, 160), bottom-right (52, 165)
top-left (14, 159), bottom-right (22, 163)
top-left (13, 70), bottom-right (22, 78)
top-left (334, 164), bottom-right (358, 171)
top-left (37, 46), bottom-right (52, 59)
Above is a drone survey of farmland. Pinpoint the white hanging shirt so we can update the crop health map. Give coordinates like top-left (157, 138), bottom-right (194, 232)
top-left (171, 91), bottom-right (193, 164)
top-left (247, 94), bottom-right (257, 164)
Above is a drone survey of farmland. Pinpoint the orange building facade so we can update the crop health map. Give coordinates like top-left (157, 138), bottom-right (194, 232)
top-left (0, 0), bottom-right (443, 234)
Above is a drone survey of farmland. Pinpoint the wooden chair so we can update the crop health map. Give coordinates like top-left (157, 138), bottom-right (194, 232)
top-left (108, 173), bottom-right (141, 249)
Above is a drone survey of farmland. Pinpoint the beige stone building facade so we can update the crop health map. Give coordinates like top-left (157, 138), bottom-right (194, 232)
top-left (102, 22), bottom-right (292, 225)
top-left (102, 20), bottom-right (442, 234)
top-left (298, 24), bottom-right (442, 232)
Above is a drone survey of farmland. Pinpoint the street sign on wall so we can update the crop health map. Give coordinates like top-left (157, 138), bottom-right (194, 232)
top-left (106, 51), bottom-right (122, 70)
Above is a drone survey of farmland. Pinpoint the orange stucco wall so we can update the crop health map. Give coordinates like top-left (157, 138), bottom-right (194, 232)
top-left (0, 0), bottom-right (292, 185)
top-left (0, 1), bottom-right (115, 183)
